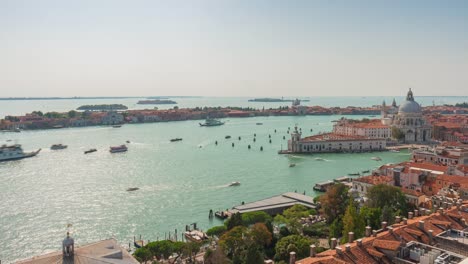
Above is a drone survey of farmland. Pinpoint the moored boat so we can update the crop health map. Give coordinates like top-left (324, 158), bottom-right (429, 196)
top-left (361, 170), bottom-right (370, 173)
top-left (184, 230), bottom-right (208, 242)
top-left (112, 125), bottom-right (122, 128)
top-left (390, 149), bottom-right (400, 153)
top-left (199, 118), bottom-right (224, 127)
top-left (348, 172), bottom-right (360, 176)
top-left (313, 181), bottom-right (335, 192)
top-left (371, 156), bottom-right (382, 161)
top-left (51, 144), bottom-right (67, 150)
top-left (109, 145), bottom-right (127, 153)
top-left (0, 144), bottom-right (41, 162)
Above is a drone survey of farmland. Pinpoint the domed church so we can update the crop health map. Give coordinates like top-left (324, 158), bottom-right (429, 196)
top-left (382, 88), bottom-right (432, 143)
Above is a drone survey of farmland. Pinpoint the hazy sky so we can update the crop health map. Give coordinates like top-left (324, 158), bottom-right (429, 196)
top-left (1, 0), bottom-right (467, 97)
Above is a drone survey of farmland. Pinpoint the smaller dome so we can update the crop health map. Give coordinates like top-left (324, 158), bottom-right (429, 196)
top-left (398, 100), bottom-right (421, 114)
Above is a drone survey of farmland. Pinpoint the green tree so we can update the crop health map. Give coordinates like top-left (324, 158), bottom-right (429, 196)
top-left (341, 200), bottom-right (365, 243)
top-left (329, 218), bottom-right (344, 239)
top-left (206, 225), bottom-right (227, 237)
top-left (204, 247), bottom-right (230, 264)
top-left (319, 183), bottom-right (350, 223)
top-left (67, 110), bottom-right (78, 118)
top-left (226, 212), bottom-right (243, 230)
top-left (274, 235), bottom-right (313, 261)
top-left (241, 211), bottom-right (272, 226)
top-left (146, 240), bottom-right (174, 260)
top-left (303, 222), bottom-right (329, 238)
top-left (381, 205), bottom-right (395, 224)
top-left (274, 205), bottom-right (310, 234)
top-left (183, 241), bottom-right (202, 262)
top-left (360, 206), bottom-right (382, 230)
top-left (32, 111), bottom-right (43, 116)
top-left (250, 223), bottom-right (272, 247)
top-left (133, 247), bottom-right (152, 263)
top-left (367, 184), bottom-right (408, 216)
top-left (245, 246), bottom-right (264, 264)
top-left (219, 226), bottom-right (249, 257)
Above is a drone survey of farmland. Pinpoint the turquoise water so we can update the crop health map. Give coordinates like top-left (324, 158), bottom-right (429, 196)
top-left (0, 113), bottom-right (413, 262)
top-left (1, 96), bottom-right (468, 116)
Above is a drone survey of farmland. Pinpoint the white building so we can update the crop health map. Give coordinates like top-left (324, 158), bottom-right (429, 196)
top-left (333, 118), bottom-right (392, 139)
top-left (286, 126), bottom-right (387, 153)
top-left (382, 89), bottom-right (432, 143)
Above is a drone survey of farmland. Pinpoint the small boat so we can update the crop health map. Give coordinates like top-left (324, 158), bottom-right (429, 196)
top-left (112, 125), bottom-right (122, 128)
top-left (289, 163), bottom-right (296, 167)
top-left (390, 149), bottom-right (400, 153)
top-left (315, 158), bottom-right (325, 161)
top-left (313, 181), bottom-right (335, 192)
top-left (109, 145), bottom-right (127, 153)
top-left (348, 173), bottom-right (360, 176)
top-left (84, 148), bottom-right (97, 154)
top-left (184, 230), bottom-right (208, 242)
top-left (371, 157), bottom-right (382, 161)
top-left (170, 138), bottom-right (183, 142)
top-left (225, 135), bottom-right (231, 139)
top-left (199, 118), bottom-right (224, 127)
top-left (256, 122), bottom-right (263, 125)
top-left (229, 181), bottom-right (240, 186)
top-left (215, 211), bottom-right (229, 219)
top-left (51, 144), bottom-right (67, 150)
top-left (361, 170), bottom-right (370, 173)
top-left (126, 187), bottom-right (139, 192)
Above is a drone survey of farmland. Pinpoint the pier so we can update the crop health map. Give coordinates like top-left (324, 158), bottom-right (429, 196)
top-left (229, 192), bottom-right (317, 216)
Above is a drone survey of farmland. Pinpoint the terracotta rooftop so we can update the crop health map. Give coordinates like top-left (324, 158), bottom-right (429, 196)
top-left (297, 206), bottom-right (468, 264)
top-left (353, 175), bottom-right (393, 185)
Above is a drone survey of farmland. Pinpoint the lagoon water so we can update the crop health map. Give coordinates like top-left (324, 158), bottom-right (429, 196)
top-left (0, 96), bottom-right (461, 262)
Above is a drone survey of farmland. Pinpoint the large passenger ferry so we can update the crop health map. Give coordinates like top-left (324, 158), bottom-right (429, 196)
top-left (199, 118), bottom-right (224, 127)
top-left (0, 144), bottom-right (41, 162)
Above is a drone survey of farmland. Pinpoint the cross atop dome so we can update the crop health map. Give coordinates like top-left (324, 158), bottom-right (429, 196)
top-left (406, 88), bottom-right (414, 101)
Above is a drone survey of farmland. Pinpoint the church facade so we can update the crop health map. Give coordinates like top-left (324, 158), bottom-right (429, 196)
top-left (382, 88), bottom-right (432, 143)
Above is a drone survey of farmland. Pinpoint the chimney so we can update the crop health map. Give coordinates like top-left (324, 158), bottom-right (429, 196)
top-left (348, 232), bottom-right (354, 243)
top-left (372, 230), bottom-right (378, 237)
top-left (461, 218), bottom-right (466, 227)
top-left (395, 216), bottom-right (401, 223)
top-left (414, 209), bottom-right (419, 217)
top-left (357, 239), bottom-right (363, 247)
top-left (336, 246), bottom-right (343, 255)
top-left (381, 221), bottom-right (388, 230)
top-left (425, 209), bottom-right (431, 216)
top-left (408, 212), bottom-right (414, 219)
top-left (345, 244), bottom-right (351, 252)
top-left (428, 230), bottom-right (433, 245)
top-left (331, 238), bottom-right (337, 249)
top-left (388, 226), bottom-right (394, 234)
top-left (439, 209), bottom-right (445, 215)
top-left (365, 226), bottom-right (372, 237)
top-left (418, 220), bottom-right (425, 230)
top-left (433, 205), bottom-right (438, 213)
top-left (310, 245), bottom-right (316, 257)
top-left (403, 218), bottom-right (408, 225)
top-left (289, 252), bottom-right (296, 264)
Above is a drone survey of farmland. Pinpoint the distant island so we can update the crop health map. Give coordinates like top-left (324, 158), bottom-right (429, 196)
top-left (137, 99), bottom-right (177, 105)
top-left (248, 97), bottom-right (310, 102)
top-left (77, 104), bottom-right (128, 111)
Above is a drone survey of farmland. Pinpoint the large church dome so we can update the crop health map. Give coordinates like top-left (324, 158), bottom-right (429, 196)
top-left (398, 88), bottom-right (421, 114)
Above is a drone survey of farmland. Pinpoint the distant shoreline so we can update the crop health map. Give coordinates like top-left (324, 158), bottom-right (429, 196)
top-left (0, 96), bottom-right (202, 101)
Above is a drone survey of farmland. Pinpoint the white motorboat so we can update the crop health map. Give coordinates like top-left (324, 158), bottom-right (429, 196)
top-left (229, 181), bottom-right (240, 186)
top-left (0, 144), bottom-right (41, 162)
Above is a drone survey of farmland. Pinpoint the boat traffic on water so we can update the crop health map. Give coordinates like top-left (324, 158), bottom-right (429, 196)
top-left (371, 157), bottom-right (382, 161)
top-left (0, 144), bottom-right (41, 162)
top-left (51, 144), bottom-right (67, 150)
top-left (199, 118), bottom-right (224, 127)
top-left (228, 181), bottom-right (240, 186)
top-left (84, 148), bottom-right (97, 154)
top-left (170, 138), bottom-right (183, 142)
top-left (109, 145), bottom-right (128, 153)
